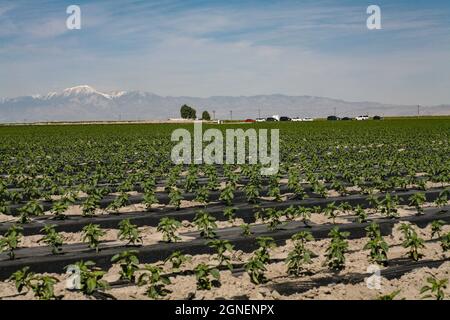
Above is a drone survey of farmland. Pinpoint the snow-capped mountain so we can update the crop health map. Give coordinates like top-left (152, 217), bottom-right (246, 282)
top-left (0, 85), bottom-right (449, 122)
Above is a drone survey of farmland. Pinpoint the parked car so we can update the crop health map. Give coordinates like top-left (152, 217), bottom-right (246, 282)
top-left (356, 115), bottom-right (369, 121)
top-left (327, 115), bottom-right (340, 121)
top-left (255, 118), bottom-right (266, 122)
top-left (266, 117), bottom-right (278, 121)
top-left (244, 119), bottom-right (256, 123)
top-left (292, 117), bottom-right (313, 122)
top-left (279, 116), bottom-right (291, 121)
top-left (342, 117), bottom-right (352, 121)
top-left (373, 115), bottom-right (383, 120)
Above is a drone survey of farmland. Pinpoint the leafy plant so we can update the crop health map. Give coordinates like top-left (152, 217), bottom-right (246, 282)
top-left (51, 197), bottom-right (73, 219)
top-left (38, 224), bottom-right (64, 254)
top-left (0, 225), bottom-right (23, 259)
top-left (223, 206), bottom-right (236, 222)
top-left (194, 186), bottom-right (210, 204)
top-left (325, 227), bottom-right (350, 270)
top-left (107, 192), bottom-right (129, 213)
top-left (245, 236), bottom-right (275, 284)
top-left (138, 265), bottom-right (171, 299)
top-left (354, 205), bottom-right (368, 223)
top-left (18, 200), bottom-right (44, 223)
top-left (268, 182), bottom-right (282, 202)
top-left (81, 223), bottom-right (105, 252)
top-left (420, 276), bottom-right (447, 300)
top-left (440, 232), bottom-right (450, 252)
top-left (377, 290), bottom-right (401, 300)
top-left (240, 223), bottom-right (252, 236)
top-left (367, 193), bottom-right (380, 212)
top-left (193, 210), bottom-right (217, 239)
top-left (219, 183), bottom-right (235, 206)
top-left (297, 206), bottom-right (312, 227)
top-left (8, 267), bottom-right (34, 293)
top-left (409, 192), bottom-right (426, 215)
top-left (255, 236), bottom-right (276, 264)
top-left (168, 187), bottom-right (183, 210)
top-left (82, 195), bottom-right (100, 216)
top-left (143, 190), bottom-right (159, 211)
top-left (207, 239), bottom-right (234, 270)
top-left (363, 222), bottom-right (389, 265)
top-left (157, 217), bottom-right (182, 243)
top-left (244, 183), bottom-right (260, 204)
top-left (324, 202), bottom-right (339, 224)
top-left (164, 250), bottom-right (190, 272)
top-left (263, 208), bottom-right (284, 231)
top-left (8, 267), bottom-right (59, 300)
top-left (184, 170), bottom-right (198, 193)
top-left (118, 219), bottom-right (143, 246)
top-left (30, 275), bottom-right (59, 300)
top-left (398, 223), bottom-right (425, 261)
top-left (430, 220), bottom-right (445, 239)
top-left (286, 231), bottom-right (314, 275)
top-left (434, 189), bottom-right (449, 212)
top-left (245, 255), bottom-right (267, 285)
top-left (194, 263), bottom-right (220, 290)
top-left (111, 250), bottom-right (140, 282)
top-left (68, 260), bottom-right (109, 295)
top-left (380, 194), bottom-right (400, 218)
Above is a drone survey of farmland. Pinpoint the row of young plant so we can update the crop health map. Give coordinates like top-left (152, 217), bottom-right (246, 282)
top-left (1, 188), bottom-right (449, 259)
top-left (3, 164), bottom-right (449, 227)
top-left (1, 157), bottom-right (448, 221)
top-left (5, 217), bottom-right (449, 300)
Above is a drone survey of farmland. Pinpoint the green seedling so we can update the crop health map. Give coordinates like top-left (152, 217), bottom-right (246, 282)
top-left (325, 227), bottom-right (350, 270)
top-left (194, 263), bottom-right (220, 290)
top-left (286, 231), bottom-right (314, 275)
top-left (0, 225), bottom-right (23, 259)
top-left (81, 223), bottom-right (105, 252)
top-left (138, 265), bottom-right (171, 299)
top-left (157, 217), bottom-right (182, 243)
top-left (193, 210), bottom-right (217, 239)
top-left (38, 224), bottom-right (64, 254)
top-left (118, 219), bottom-right (143, 246)
top-left (207, 239), bottom-right (234, 270)
top-left (111, 250), bottom-right (140, 282)
top-left (420, 276), bottom-right (447, 300)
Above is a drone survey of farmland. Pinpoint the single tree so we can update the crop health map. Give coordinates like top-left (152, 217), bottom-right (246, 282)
top-left (180, 104), bottom-right (196, 119)
top-left (202, 111), bottom-right (211, 120)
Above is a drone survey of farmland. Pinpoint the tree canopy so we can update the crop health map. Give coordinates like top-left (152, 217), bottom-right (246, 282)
top-left (180, 105), bottom-right (197, 119)
top-left (202, 111), bottom-right (211, 121)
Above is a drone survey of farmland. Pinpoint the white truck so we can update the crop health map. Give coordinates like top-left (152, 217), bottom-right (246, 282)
top-left (356, 115), bottom-right (369, 121)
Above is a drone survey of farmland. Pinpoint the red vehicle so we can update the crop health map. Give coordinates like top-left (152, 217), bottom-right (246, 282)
top-left (244, 119), bottom-right (256, 123)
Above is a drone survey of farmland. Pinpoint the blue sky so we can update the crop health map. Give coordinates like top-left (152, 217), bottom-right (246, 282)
top-left (1, 0), bottom-right (450, 105)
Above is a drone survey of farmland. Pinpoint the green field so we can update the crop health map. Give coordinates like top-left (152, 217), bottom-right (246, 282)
top-left (0, 118), bottom-right (449, 300)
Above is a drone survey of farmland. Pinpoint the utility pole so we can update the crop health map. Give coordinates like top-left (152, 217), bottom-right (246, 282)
top-left (334, 107), bottom-right (336, 117)
top-left (213, 110), bottom-right (216, 120)
top-left (230, 110), bottom-right (233, 121)
top-left (417, 105), bottom-right (420, 118)
top-left (258, 108), bottom-right (261, 119)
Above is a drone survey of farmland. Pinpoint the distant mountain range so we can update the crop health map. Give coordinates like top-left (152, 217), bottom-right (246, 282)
top-left (0, 85), bottom-right (449, 122)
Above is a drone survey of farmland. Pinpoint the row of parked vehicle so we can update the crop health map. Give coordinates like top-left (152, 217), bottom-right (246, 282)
top-left (255, 115), bottom-right (314, 122)
top-left (327, 115), bottom-right (383, 121)
top-left (248, 114), bottom-right (382, 122)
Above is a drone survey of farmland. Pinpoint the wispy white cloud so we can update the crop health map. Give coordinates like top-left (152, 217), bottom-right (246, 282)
top-left (0, 0), bottom-right (450, 105)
